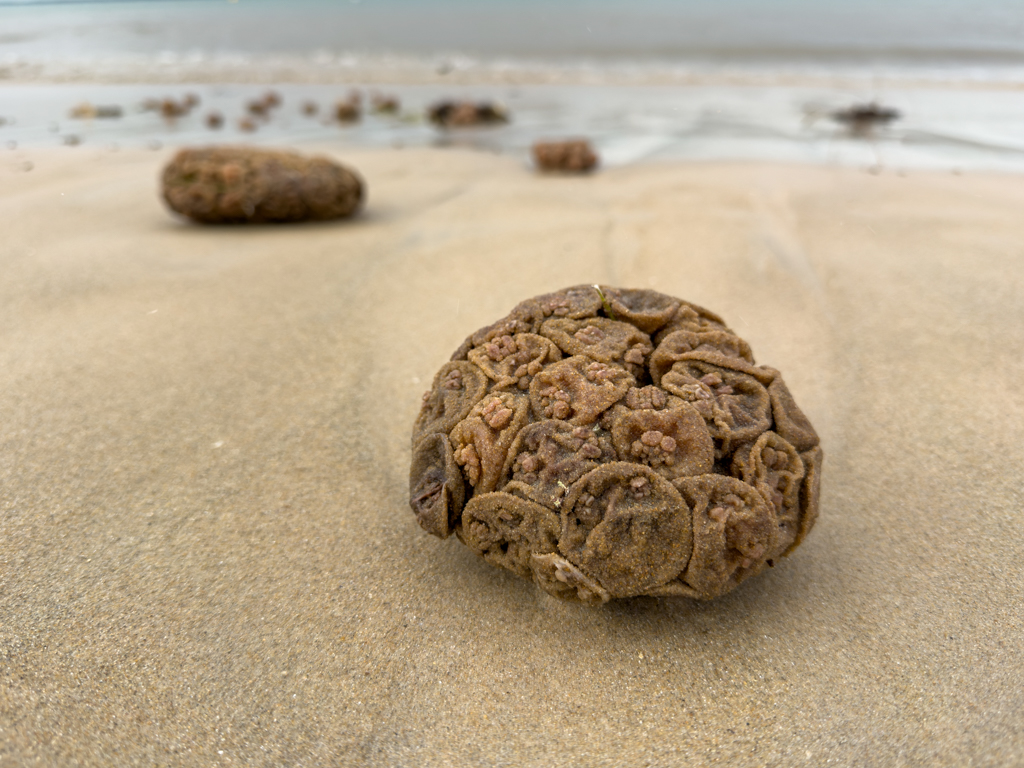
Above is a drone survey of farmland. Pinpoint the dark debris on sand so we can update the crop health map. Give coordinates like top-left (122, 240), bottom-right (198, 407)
top-left (831, 102), bottom-right (901, 136)
top-left (142, 94), bottom-right (200, 121)
top-left (247, 90), bottom-right (282, 120)
top-left (69, 103), bottom-right (123, 120)
top-left (370, 92), bottom-right (401, 114)
top-left (335, 90), bottom-right (364, 123)
top-left (427, 100), bottom-right (509, 129)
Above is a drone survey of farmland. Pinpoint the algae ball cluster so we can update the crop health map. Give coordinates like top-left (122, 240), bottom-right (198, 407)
top-left (409, 285), bottom-right (822, 605)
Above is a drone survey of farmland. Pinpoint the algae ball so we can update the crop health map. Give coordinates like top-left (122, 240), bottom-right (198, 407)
top-left (161, 146), bottom-right (363, 224)
top-left (532, 139), bottom-right (599, 173)
top-left (409, 285), bottom-right (822, 605)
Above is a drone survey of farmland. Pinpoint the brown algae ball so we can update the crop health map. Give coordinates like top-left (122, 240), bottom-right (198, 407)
top-left (409, 285), bottom-right (822, 605)
top-left (532, 139), bottom-right (599, 173)
top-left (161, 146), bottom-right (363, 224)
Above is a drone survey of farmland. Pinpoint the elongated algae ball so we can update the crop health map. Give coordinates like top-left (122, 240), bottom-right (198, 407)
top-left (161, 146), bottom-right (363, 224)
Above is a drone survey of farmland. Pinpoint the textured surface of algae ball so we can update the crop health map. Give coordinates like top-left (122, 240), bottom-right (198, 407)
top-left (161, 146), bottom-right (363, 224)
top-left (409, 285), bottom-right (823, 604)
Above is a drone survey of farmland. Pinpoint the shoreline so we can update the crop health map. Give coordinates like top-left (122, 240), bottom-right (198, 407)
top-left (4, 54), bottom-right (1024, 90)
top-left (5, 78), bottom-right (1024, 174)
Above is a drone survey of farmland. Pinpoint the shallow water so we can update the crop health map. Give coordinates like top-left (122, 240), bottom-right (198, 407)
top-left (3, 1), bottom-right (1024, 170)
top-left (4, 81), bottom-right (1024, 172)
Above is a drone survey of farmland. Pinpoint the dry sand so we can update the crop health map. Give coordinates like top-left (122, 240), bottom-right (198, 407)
top-left (1, 145), bottom-right (1022, 767)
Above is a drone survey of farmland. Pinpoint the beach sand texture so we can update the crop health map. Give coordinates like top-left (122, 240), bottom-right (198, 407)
top-left (1, 147), bottom-right (1022, 766)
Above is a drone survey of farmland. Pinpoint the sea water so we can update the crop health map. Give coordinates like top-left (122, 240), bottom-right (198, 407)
top-left (2, 0), bottom-right (1024, 170)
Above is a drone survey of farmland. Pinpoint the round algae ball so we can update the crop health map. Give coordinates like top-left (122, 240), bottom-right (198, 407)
top-left (409, 285), bottom-right (822, 605)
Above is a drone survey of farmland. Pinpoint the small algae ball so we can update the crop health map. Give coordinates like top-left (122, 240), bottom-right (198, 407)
top-left (532, 139), bottom-right (599, 173)
top-left (162, 146), bottom-right (363, 224)
top-left (409, 286), bottom-right (822, 605)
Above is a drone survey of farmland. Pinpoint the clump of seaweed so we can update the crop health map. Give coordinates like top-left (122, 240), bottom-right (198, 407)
top-left (427, 100), bottom-right (509, 128)
top-left (532, 139), bottom-right (599, 173)
top-left (69, 103), bottom-right (123, 119)
top-left (334, 90), bottom-right (364, 124)
top-left (410, 286), bottom-right (822, 605)
top-left (830, 102), bottom-right (901, 137)
top-left (246, 93), bottom-right (276, 120)
top-left (335, 101), bottom-right (360, 123)
top-left (142, 94), bottom-right (199, 122)
top-left (161, 146), bottom-right (363, 224)
top-left (370, 92), bottom-right (401, 114)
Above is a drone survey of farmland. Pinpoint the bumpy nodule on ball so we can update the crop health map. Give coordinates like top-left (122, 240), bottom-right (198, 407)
top-left (409, 285), bottom-right (822, 605)
top-left (162, 146), bottom-right (363, 224)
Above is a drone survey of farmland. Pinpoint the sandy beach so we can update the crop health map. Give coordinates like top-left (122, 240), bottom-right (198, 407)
top-left (1, 146), bottom-right (1022, 766)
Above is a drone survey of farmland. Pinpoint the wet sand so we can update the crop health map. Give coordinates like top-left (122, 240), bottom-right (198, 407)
top-left (1, 146), bottom-right (1022, 766)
